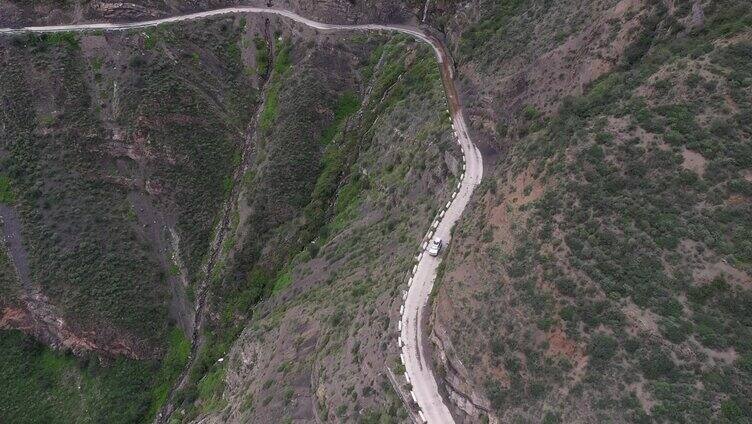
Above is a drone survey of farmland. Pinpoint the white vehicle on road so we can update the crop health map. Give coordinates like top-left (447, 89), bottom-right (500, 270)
top-left (427, 237), bottom-right (443, 256)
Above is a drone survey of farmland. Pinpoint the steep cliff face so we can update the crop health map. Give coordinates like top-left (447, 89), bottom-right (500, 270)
top-left (432, 1), bottom-right (752, 422)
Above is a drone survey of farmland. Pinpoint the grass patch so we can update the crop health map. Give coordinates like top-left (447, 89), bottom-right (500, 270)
top-left (272, 270), bottom-right (293, 295)
top-left (30, 32), bottom-right (80, 50)
top-left (273, 41), bottom-right (292, 75)
top-left (254, 37), bottom-right (270, 76)
top-left (259, 82), bottom-right (280, 131)
top-left (321, 92), bottom-right (360, 145)
top-left (195, 365), bottom-right (227, 413)
top-left (0, 329), bottom-right (153, 424)
top-left (0, 175), bottom-right (15, 204)
top-left (258, 41), bottom-right (293, 131)
top-left (147, 327), bottom-right (191, 418)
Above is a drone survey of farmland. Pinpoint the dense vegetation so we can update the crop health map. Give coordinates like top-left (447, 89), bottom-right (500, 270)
top-left (0, 328), bottom-right (188, 424)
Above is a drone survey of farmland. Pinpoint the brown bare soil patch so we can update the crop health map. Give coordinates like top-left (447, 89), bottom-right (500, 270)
top-left (510, 166), bottom-right (545, 205)
top-left (488, 201), bottom-right (511, 244)
top-left (728, 194), bottom-right (747, 206)
top-left (622, 301), bottom-right (661, 336)
top-left (681, 148), bottom-right (707, 176)
top-left (546, 326), bottom-right (585, 363)
top-left (692, 260), bottom-right (752, 289)
top-left (627, 380), bottom-right (656, 413)
top-left (692, 337), bottom-right (738, 365)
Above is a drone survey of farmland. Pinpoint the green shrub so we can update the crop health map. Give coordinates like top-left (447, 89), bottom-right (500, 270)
top-left (640, 349), bottom-right (675, 380)
top-left (588, 334), bottom-right (618, 369)
top-left (523, 105), bottom-right (540, 120)
top-left (0, 175), bottom-right (15, 204)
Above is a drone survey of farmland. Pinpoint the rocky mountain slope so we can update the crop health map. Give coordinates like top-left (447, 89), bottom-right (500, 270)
top-left (431, 0), bottom-right (752, 422)
top-left (166, 25), bottom-right (460, 424)
top-left (0, 8), bottom-right (461, 423)
top-left (1, 1), bottom-right (750, 424)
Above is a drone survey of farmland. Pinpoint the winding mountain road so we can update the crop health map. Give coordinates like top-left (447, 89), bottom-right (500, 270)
top-left (1, 7), bottom-right (483, 423)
